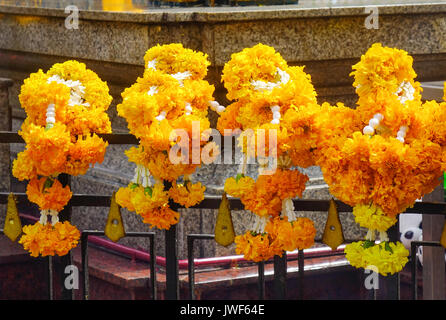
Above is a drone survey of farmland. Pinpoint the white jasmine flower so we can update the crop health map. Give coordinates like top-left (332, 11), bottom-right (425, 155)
top-left (251, 68), bottom-right (290, 92)
top-left (395, 81), bottom-right (415, 104)
top-left (147, 59), bottom-right (157, 70)
top-left (155, 111), bottom-right (167, 121)
top-left (170, 71), bottom-right (191, 87)
top-left (147, 86), bottom-right (158, 96)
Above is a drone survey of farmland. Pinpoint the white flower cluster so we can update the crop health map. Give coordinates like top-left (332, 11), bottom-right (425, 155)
top-left (39, 209), bottom-right (59, 226)
top-left (45, 103), bottom-right (56, 128)
top-left (147, 59), bottom-right (226, 116)
top-left (363, 113), bottom-right (408, 143)
top-left (147, 86), bottom-right (158, 96)
top-left (250, 68), bottom-right (290, 125)
top-left (363, 113), bottom-right (384, 136)
top-left (47, 74), bottom-right (90, 107)
top-left (281, 198), bottom-right (296, 222)
top-left (131, 164), bottom-right (152, 188)
top-left (270, 105), bottom-right (281, 125)
top-left (395, 81), bottom-right (415, 104)
top-left (395, 125), bottom-right (408, 143)
top-left (209, 100), bottom-right (226, 114)
top-left (251, 67), bottom-right (290, 92)
top-left (251, 215), bottom-right (268, 234)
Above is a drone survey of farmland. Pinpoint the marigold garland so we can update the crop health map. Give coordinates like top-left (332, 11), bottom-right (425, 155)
top-left (116, 44), bottom-right (218, 230)
top-left (218, 44), bottom-right (320, 261)
top-left (12, 60), bottom-right (112, 257)
top-left (316, 43), bottom-right (446, 275)
top-left (12, 43), bottom-right (444, 277)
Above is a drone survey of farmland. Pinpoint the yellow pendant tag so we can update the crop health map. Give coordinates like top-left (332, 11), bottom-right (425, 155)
top-left (104, 192), bottom-right (125, 242)
top-left (440, 219), bottom-right (446, 249)
top-left (322, 198), bottom-right (345, 250)
top-left (3, 193), bottom-right (22, 242)
top-left (214, 192), bottom-right (235, 247)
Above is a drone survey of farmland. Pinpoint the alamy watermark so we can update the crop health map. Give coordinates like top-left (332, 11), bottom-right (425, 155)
top-left (65, 5), bottom-right (79, 30)
top-left (364, 7), bottom-right (379, 29)
top-left (364, 265), bottom-right (379, 290)
top-left (168, 122), bottom-right (278, 174)
top-left (64, 264), bottom-right (79, 290)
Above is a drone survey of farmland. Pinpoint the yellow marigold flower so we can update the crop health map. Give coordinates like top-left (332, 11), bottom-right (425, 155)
top-left (124, 146), bottom-right (199, 182)
top-left (420, 100), bottom-right (446, 146)
top-left (224, 175), bottom-right (256, 199)
top-left (350, 43), bottom-right (421, 106)
top-left (345, 241), bottom-right (409, 276)
top-left (344, 241), bottom-right (368, 270)
top-left (52, 221), bottom-right (82, 256)
top-left (65, 105), bottom-right (112, 136)
top-left (115, 184), bottom-right (135, 212)
top-left (116, 182), bottom-right (181, 230)
top-left (143, 43), bottom-right (210, 80)
top-left (292, 217), bottom-right (317, 249)
top-left (18, 70), bottom-right (70, 127)
top-left (47, 60), bottom-right (112, 111)
top-left (364, 241), bottom-right (409, 276)
top-left (221, 43), bottom-right (288, 101)
top-left (146, 150), bottom-right (199, 182)
top-left (216, 102), bottom-right (242, 135)
top-left (352, 204), bottom-right (397, 232)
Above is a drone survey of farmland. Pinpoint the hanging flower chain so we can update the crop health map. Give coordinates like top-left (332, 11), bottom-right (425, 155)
top-left (218, 44), bottom-right (319, 262)
top-left (116, 43), bottom-right (219, 230)
top-left (13, 60), bottom-right (112, 257)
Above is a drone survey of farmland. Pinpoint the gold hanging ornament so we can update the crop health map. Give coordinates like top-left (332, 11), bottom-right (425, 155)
top-left (104, 192), bottom-right (126, 242)
top-left (440, 219), bottom-right (446, 249)
top-left (322, 198), bottom-right (345, 250)
top-left (3, 193), bottom-right (22, 242)
top-left (214, 192), bottom-right (235, 247)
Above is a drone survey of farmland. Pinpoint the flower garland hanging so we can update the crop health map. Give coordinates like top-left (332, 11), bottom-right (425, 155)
top-left (217, 44), bottom-right (319, 262)
top-left (317, 43), bottom-right (446, 275)
top-left (12, 60), bottom-right (112, 257)
top-left (116, 43), bottom-right (220, 230)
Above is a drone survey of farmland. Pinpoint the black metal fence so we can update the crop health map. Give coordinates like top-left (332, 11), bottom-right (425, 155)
top-left (1, 131), bottom-right (446, 300)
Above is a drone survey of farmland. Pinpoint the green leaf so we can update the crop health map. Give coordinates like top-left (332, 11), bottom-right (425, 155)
top-left (144, 186), bottom-right (153, 197)
top-left (362, 240), bottom-right (375, 249)
top-left (130, 183), bottom-right (139, 190)
top-left (384, 242), bottom-right (394, 254)
top-left (235, 173), bottom-right (245, 182)
top-left (43, 178), bottom-right (54, 190)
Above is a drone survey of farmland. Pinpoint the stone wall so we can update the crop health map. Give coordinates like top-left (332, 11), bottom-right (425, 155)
top-left (1, 1), bottom-right (446, 258)
top-left (0, 78), bottom-right (13, 228)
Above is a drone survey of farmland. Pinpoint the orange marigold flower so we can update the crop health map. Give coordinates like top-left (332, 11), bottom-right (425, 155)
top-left (235, 231), bottom-right (276, 262)
top-left (140, 206), bottom-right (180, 230)
top-left (19, 122), bottom-right (71, 177)
top-left (169, 181), bottom-right (205, 208)
top-left (26, 177), bottom-right (72, 212)
top-left (19, 221), bottom-right (80, 257)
